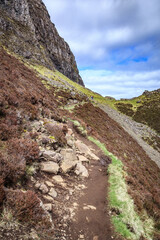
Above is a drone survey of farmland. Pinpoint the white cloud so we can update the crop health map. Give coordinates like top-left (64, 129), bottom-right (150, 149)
top-left (80, 69), bottom-right (160, 99)
top-left (43, 0), bottom-right (160, 97)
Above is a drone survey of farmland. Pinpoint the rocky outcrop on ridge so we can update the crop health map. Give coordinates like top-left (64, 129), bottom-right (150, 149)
top-left (0, 0), bottom-right (84, 85)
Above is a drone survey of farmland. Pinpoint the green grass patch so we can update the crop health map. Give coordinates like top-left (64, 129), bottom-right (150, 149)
top-left (88, 136), bottom-right (154, 240)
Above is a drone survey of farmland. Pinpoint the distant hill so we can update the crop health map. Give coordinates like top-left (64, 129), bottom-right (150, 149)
top-left (115, 89), bottom-right (160, 134)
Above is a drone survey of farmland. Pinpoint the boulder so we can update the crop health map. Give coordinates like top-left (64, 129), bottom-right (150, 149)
top-left (75, 163), bottom-right (89, 178)
top-left (75, 140), bottom-right (99, 161)
top-left (60, 149), bottom-right (78, 173)
top-left (41, 162), bottom-right (59, 174)
top-left (42, 150), bottom-right (56, 161)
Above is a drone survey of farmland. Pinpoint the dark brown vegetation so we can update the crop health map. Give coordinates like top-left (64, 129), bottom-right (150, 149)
top-left (5, 189), bottom-right (52, 225)
top-left (133, 95), bottom-right (160, 134)
top-left (115, 103), bottom-right (134, 116)
top-left (73, 103), bottom-right (160, 236)
top-left (115, 92), bottom-right (160, 134)
top-left (0, 48), bottom-right (160, 239)
top-left (0, 48), bottom-right (60, 234)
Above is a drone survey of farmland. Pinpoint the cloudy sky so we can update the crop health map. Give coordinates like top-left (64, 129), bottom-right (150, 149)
top-left (43, 0), bottom-right (160, 99)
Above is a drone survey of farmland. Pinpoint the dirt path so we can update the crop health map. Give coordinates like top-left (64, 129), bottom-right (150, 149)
top-left (69, 160), bottom-right (112, 240)
top-left (53, 157), bottom-right (120, 240)
top-left (99, 104), bottom-right (160, 168)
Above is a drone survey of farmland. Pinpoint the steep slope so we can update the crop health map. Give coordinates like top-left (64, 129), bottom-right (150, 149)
top-left (115, 89), bottom-right (160, 134)
top-left (0, 0), bottom-right (84, 85)
top-left (0, 48), bottom-right (160, 240)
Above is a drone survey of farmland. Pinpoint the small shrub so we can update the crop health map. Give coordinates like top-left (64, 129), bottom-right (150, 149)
top-left (45, 123), bottom-right (67, 147)
top-left (0, 123), bottom-right (18, 141)
top-left (115, 103), bottom-right (134, 117)
top-left (0, 138), bottom-right (39, 185)
top-left (0, 178), bottom-right (5, 205)
top-left (7, 138), bottom-right (39, 164)
top-left (5, 190), bottom-right (52, 228)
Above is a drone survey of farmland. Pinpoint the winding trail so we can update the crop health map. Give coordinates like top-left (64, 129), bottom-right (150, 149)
top-left (69, 160), bottom-right (114, 240)
top-left (99, 104), bottom-right (160, 168)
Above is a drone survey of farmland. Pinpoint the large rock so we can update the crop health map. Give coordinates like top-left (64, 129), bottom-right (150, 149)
top-left (75, 140), bottom-right (99, 161)
top-left (60, 148), bottom-right (78, 173)
top-left (41, 162), bottom-right (59, 174)
top-left (42, 150), bottom-right (63, 163)
top-left (42, 150), bottom-right (56, 161)
top-left (75, 162), bottom-right (89, 178)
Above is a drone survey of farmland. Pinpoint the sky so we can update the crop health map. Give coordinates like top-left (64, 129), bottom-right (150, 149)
top-left (43, 0), bottom-right (160, 99)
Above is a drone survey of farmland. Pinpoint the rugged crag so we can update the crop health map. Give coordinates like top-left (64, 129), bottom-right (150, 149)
top-left (0, 0), bottom-right (84, 85)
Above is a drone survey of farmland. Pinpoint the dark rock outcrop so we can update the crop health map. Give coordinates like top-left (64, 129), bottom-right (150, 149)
top-left (0, 0), bottom-right (84, 85)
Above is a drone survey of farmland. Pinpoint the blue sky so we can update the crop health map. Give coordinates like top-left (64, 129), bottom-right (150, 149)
top-left (43, 0), bottom-right (160, 99)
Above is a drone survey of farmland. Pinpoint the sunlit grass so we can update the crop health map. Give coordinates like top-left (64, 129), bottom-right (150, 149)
top-left (88, 136), bottom-right (154, 240)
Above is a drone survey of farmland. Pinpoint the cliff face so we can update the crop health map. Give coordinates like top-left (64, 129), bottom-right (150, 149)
top-left (0, 0), bottom-right (84, 85)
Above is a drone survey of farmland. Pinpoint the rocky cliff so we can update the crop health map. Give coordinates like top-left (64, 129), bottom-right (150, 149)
top-left (0, 0), bottom-right (84, 85)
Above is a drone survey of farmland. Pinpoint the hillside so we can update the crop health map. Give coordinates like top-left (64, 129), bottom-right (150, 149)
top-left (0, 47), bottom-right (160, 240)
top-left (0, 1), bottom-right (160, 240)
top-left (113, 91), bottom-right (160, 152)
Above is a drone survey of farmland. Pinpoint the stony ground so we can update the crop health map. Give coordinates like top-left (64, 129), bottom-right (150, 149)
top-left (99, 104), bottom-right (160, 168)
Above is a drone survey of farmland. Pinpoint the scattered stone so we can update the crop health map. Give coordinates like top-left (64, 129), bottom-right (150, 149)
top-left (41, 161), bottom-right (59, 174)
top-left (52, 175), bottom-right (64, 183)
top-left (79, 235), bottom-right (85, 239)
top-left (66, 195), bottom-right (70, 200)
top-left (52, 175), bottom-right (67, 187)
top-left (69, 189), bottom-right (74, 195)
top-left (43, 195), bottom-right (54, 202)
top-left (86, 216), bottom-right (89, 222)
top-left (49, 188), bottom-right (57, 198)
top-left (75, 162), bottom-right (89, 178)
top-left (88, 152), bottom-right (99, 161)
top-left (39, 183), bottom-right (48, 194)
top-left (73, 202), bottom-right (78, 207)
top-left (67, 128), bottom-right (73, 136)
top-left (76, 184), bottom-right (87, 190)
top-left (83, 205), bottom-right (96, 210)
top-left (35, 182), bottom-right (41, 189)
top-left (45, 181), bottom-right (54, 187)
top-left (78, 155), bottom-right (90, 163)
top-left (93, 236), bottom-right (99, 240)
top-left (30, 230), bottom-right (39, 239)
top-left (30, 177), bottom-right (36, 183)
top-left (44, 203), bottom-right (52, 212)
